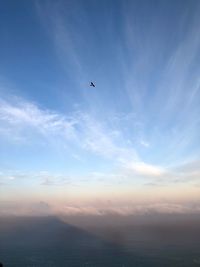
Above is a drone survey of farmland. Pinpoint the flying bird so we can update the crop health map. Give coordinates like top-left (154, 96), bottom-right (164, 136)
top-left (90, 82), bottom-right (95, 87)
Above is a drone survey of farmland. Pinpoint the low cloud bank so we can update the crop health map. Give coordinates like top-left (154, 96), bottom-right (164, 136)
top-left (1, 201), bottom-right (200, 217)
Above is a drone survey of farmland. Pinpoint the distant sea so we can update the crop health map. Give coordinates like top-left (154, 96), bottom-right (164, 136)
top-left (0, 215), bottom-right (200, 267)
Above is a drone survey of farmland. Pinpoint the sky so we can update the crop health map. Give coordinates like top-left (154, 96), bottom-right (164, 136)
top-left (0, 0), bottom-right (200, 216)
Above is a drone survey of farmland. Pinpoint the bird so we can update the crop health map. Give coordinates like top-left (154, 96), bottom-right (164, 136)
top-left (90, 82), bottom-right (95, 87)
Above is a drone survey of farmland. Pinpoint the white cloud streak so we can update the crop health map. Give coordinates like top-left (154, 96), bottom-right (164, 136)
top-left (1, 95), bottom-right (200, 189)
top-left (0, 97), bottom-right (138, 164)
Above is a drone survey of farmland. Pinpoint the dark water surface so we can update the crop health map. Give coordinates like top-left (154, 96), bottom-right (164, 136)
top-left (0, 215), bottom-right (200, 267)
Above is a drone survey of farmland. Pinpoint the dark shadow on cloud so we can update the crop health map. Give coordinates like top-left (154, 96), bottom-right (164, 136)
top-left (0, 216), bottom-right (138, 267)
top-left (1, 214), bottom-right (200, 266)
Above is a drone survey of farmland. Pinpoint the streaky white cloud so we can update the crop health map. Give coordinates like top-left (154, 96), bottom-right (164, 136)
top-left (140, 140), bottom-right (150, 147)
top-left (123, 161), bottom-right (165, 177)
top-left (0, 97), bottom-right (138, 164)
top-left (0, 98), bottom-right (77, 139)
top-left (0, 169), bottom-right (72, 187)
top-left (35, 1), bottom-right (89, 87)
top-left (41, 174), bottom-right (70, 186)
top-left (120, 3), bottom-right (200, 166)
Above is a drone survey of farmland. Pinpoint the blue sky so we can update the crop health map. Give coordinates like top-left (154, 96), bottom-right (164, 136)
top-left (0, 0), bottom-right (200, 216)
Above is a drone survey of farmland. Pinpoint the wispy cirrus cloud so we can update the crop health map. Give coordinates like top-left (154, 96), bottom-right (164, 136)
top-left (34, 1), bottom-right (200, 167)
top-left (0, 96), bottom-right (138, 164)
top-left (0, 98), bottom-right (77, 139)
top-left (1, 94), bottom-right (200, 191)
top-left (117, 2), bottom-right (200, 166)
top-left (35, 0), bottom-right (90, 86)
